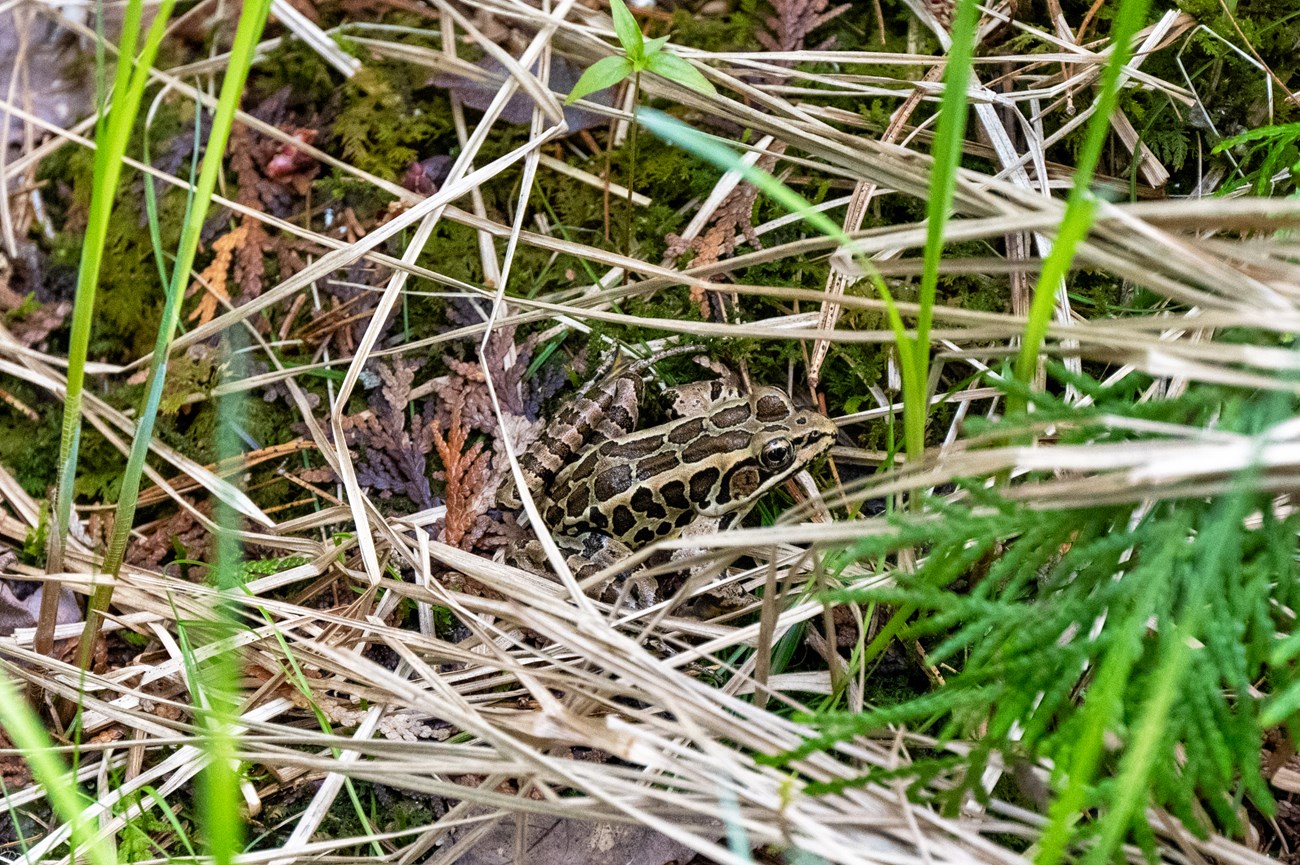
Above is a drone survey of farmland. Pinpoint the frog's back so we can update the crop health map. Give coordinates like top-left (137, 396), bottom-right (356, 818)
top-left (546, 388), bottom-right (836, 547)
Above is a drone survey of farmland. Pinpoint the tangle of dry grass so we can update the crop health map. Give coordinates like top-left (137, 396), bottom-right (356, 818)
top-left (0, 0), bottom-right (1293, 863)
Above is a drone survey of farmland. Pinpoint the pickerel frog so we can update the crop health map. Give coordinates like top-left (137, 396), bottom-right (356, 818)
top-left (503, 350), bottom-right (838, 608)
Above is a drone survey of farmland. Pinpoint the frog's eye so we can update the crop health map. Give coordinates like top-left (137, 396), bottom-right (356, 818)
top-left (759, 437), bottom-right (795, 471)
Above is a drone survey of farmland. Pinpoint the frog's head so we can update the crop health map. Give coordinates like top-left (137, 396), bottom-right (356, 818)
top-left (695, 387), bottom-right (838, 519)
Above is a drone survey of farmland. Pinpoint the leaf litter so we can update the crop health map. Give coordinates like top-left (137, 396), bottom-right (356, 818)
top-left (0, 0), bottom-right (1294, 863)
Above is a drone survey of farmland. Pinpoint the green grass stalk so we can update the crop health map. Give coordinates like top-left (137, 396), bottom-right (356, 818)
top-left (74, 0), bottom-right (273, 672)
top-left (623, 71), bottom-right (641, 264)
top-left (40, 0), bottom-right (178, 654)
top-left (1008, 0), bottom-right (1153, 416)
top-left (911, 0), bottom-right (978, 461)
top-left (0, 670), bottom-right (117, 865)
top-left (142, 92), bottom-right (204, 291)
top-left (196, 340), bottom-right (248, 865)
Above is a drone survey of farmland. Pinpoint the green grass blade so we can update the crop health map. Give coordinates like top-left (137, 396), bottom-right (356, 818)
top-left (1009, 0), bottom-right (1153, 414)
top-left (75, 0), bottom-right (273, 672)
top-left (52, 0), bottom-right (175, 559)
top-left (140, 786), bottom-right (198, 858)
top-left (909, 0), bottom-right (978, 460)
top-left (198, 338), bottom-right (250, 865)
top-left (0, 669), bottom-right (117, 865)
top-left (50, 0), bottom-right (179, 576)
top-left (141, 88), bottom-right (204, 291)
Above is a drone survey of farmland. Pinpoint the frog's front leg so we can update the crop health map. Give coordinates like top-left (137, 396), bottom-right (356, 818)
top-left (666, 515), bottom-right (750, 617)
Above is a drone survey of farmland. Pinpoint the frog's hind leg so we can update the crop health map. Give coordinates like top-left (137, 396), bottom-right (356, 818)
top-left (506, 532), bottom-right (658, 612)
top-left (567, 531), bottom-right (658, 611)
top-left (511, 375), bottom-right (641, 503)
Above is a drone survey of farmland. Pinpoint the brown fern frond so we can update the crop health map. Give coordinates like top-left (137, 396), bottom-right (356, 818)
top-left (662, 151), bottom-right (779, 317)
top-left (432, 393), bottom-right (493, 550)
top-left (756, 0), bottom-right (850, 55)
top-left (310, 358), bottom-right (439, 510)
top-left (187, 223), bottom-right (248, 326)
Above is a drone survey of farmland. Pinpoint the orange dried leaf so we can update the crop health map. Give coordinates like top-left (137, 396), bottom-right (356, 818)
top-left (432, 393), bottom-right (493, 550)
top-left (187, 223), bottom-right (249, 326)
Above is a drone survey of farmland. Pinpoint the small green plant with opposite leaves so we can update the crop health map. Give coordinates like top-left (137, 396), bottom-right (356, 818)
top-left (565, 0), bottom-right (716, 106)
top-left (565, 0), bottom-right (716, 257)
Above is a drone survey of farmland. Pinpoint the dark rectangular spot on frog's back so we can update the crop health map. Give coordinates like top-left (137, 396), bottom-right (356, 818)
top-left (606, 432), bottom-right (666, 460)
top-left (630, 487), bottom-right (667, 520)
top-left (635, 451), bottom-right (679, 481)
top-left (594, 464), bottom-right (634, 500)
top-left (605, 403), bottom-right (635, 433)
top-left (681, 431), bottom-right (750, 463)
top-left (709, 404), bottom-right (751, 429)
top-left (542, 435), bottom-right (574, 465)
top-left (564, 451), bottom-right (601, 483)
top-left (666, 417), bottom-right (705, 444)
top-left (566, 489), bottom-right (592, 519)
top-left (718, 462), bottom-right (760, 505)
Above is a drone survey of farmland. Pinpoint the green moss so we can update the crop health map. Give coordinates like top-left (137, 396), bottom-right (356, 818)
top-left (39, 144), bottom-right (189, 363)
top-left (668, 0), bottom-right (763, 53)
top-left (331, 65), bottom-right (454, 181)
top-left (414, 221), bottom-right (486, 288)
top-left (0, 383), bottom-right (63, 497)
top-left (159, 351), bottom-right (217, 416)
top-left (253, 38), bottom-right (336, 103)
top-left (90, 220), bottom-right (169, 360)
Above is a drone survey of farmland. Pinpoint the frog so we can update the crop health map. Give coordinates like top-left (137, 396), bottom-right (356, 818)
top-left (501, 348), bottom-right (838, 609)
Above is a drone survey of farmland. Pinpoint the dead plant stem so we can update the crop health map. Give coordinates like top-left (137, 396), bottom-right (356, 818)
top-left (623, 72), bottom-right (642, 268)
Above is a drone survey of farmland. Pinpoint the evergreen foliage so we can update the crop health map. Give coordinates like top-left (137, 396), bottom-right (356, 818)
top-left (768, 371), bottom-right (1300, 860)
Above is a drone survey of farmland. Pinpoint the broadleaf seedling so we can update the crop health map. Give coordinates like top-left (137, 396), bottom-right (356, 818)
top-left (566, 0), bottom-right (717, 261)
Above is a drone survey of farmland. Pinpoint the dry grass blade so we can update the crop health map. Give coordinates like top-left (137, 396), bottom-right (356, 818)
top-left (0, 0), bottom-right (1296, 863)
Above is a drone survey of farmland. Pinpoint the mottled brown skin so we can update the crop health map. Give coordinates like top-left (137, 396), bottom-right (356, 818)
top-left (503, 350), bottom-right (837, 606)
top-left (545, 386), bottom-right (837, 548)
top-left (502, 347), bottom-right (700, 508)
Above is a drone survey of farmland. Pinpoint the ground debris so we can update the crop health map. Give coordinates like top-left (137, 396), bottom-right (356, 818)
top-left (126, 499), bottom-right (214, 574)
top-left (450, 813), bottom-right (715, 865)
top-left (310, 357), bottom-right (440, 511)
top-left (431, 391), bottom-right (494, 550)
